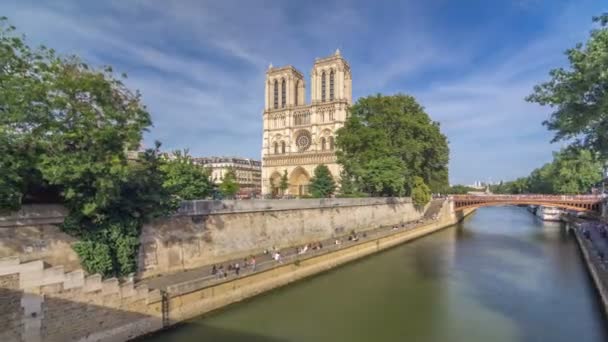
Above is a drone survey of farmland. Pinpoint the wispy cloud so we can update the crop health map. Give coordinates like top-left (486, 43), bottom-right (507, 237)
top-left (1, 0), bottom-right (606, 185)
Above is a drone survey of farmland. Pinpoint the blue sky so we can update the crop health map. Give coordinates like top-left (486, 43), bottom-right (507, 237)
top-left (2, 0), bottom-right (606, 185)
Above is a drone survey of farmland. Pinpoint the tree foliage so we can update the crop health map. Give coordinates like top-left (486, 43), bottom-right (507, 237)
top-left (219, 168), bottom-right (240, 199)
top-left (527, 14), bottom-right (608, 156)
top-left (160, 150), bottom-right (212, 200)
top-left (411, 176), bottom-right (431, 207)
top-left (336, 94), bottom-right (449, 196)
top-left (0, 19), bottom-right (176, 276)
top-left (309, 164), bottom-right (337, 198)
top-left (491, 148), bottom-right (603, 194)
top-left (279, 170), bottom-right (289, 195)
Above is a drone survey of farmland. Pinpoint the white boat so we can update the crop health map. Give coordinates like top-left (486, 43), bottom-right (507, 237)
top-left (535, 206), bottom-right (562, 221)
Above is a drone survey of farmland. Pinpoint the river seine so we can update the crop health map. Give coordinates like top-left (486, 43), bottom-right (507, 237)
top-left (144, 206), bottom-right (608, 341)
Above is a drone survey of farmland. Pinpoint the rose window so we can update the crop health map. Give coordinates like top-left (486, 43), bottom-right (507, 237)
top-left (295, 130), bottom-right (312, 152)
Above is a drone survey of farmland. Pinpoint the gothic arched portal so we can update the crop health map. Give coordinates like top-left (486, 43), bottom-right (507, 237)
top-left (289, 167), bottom-right (310, 196)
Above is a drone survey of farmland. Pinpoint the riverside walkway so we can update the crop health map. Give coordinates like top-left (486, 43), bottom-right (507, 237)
top-left (142, 200), bottom-right (445, 292)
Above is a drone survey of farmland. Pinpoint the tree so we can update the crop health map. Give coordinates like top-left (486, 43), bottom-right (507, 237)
top-left (279, 169), bottom-right (289, 196)
top-left (160, 150), bottom-right (212, 200)
top-left (527, 163), bottom-right (555, 194)
top-left (361, 157), bottom-right (406, 197)
top-left (309, 164), bottom-right (337, 198)
top-left (338, 169), bottom-right (365, 197)
top-left (336, 94), bottom-right (449, 196)
top-left (527, 14), bottom-right (608, 156)
top-left (551, 148), bottom-right (603, 194)
top-left (411, 176), bottom-right (431, 207)
top-left (0, 19), bottom-right (176, 276)
top-left (492, 147), bottom-right (602, 195)
top-left (219, 168), bottom-right (240, 199)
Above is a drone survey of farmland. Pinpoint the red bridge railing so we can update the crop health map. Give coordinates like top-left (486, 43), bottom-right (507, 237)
top-left (449, 194), bottom-right (604, 212)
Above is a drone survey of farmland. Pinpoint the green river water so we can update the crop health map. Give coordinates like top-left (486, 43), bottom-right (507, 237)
top-left (144, 206), bottom-right (608, 342)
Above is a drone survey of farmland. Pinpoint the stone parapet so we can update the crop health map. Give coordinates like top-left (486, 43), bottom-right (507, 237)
top-left (177, 197), bottom-right (413, 216)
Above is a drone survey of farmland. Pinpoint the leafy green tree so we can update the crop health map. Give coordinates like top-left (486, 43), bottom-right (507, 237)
top-left (411, 176), bottom-right (431, 207)
top-left (219, 168), bottom-right (240, 199)
top-left (0, 19), bottom-right (176, 276)
top-left (527, 163), bottom-right (554, 194)
top-left (337, 169), bottom-right (364, 197)
top-left (527, 14), bottom-right (608, 156)
top-left (279, 169), bottom-right (289, 196)
top-left (309, 164), bottom-right (337, 198)
top-left (551, 148), bottom-right (603, 194)
top-left (336, 94), bottom-right (449, 196)
top-left (361, 157), bottom-right (407, 197)
top-left (160, 150), bottom-right (212, 200)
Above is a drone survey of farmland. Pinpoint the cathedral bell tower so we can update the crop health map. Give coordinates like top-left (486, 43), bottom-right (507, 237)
top-left (261, 50), bottom-right (352, 197)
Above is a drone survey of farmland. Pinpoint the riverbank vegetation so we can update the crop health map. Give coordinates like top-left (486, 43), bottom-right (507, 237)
top-left (0, 19), bottom-right (212, 276)
top-left (492, 148), bottom-right (603, 194)
top-left (335, 94), bottom-right (449, 203)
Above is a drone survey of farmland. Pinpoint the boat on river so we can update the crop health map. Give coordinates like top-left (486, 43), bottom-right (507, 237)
top-left (535, 206), bottom-right (563, 221)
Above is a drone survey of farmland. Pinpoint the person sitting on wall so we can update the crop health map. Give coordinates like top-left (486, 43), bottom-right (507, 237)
top-left (211, 265), bottom-right (217, 276)
top-left (335, 239), bottom-right (341, 245)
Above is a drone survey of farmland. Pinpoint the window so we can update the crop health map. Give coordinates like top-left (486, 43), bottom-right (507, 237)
top-left (281, 141), bottom-right (286, 154)
top-left (273, 80), bottom-right (278, 109)
top-left (321, 71), bottom-right (326, 102)
top-left (281, 79), bottom-right (286, 108)
top-left (329, 136), bottom-right (335, 150)
top-left (329, 70), bottom-right (335, 101)
top-left (274, 142), bottom-right (278, 154)
top-left (321, 137), bottom-right (326, 151)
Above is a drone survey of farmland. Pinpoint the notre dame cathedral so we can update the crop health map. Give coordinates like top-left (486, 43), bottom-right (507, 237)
top-left (261, 50), bottom-right (352, 196)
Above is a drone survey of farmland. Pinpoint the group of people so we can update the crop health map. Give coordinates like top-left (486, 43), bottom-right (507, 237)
top-left (295, 242), bottom-right (324, 255)
top-left (211, 256), bottom-right (257, 279)
top-left (208, 221), bottom-right (421, 282)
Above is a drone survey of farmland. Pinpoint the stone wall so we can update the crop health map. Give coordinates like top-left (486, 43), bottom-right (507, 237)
top-left (139, 197), bottom-right (425, 278)
top-left (0, 198), bottom-right (425, 279)
top-left (0, 224), bottom-right (80, 272)
top-left (0, 256), bottom-right (162, 342)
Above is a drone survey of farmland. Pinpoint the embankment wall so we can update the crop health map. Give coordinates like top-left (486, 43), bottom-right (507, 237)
top-left (139, 198), bottom-right (426, 278)
top-left (1, 198), bottom-right (427, 278)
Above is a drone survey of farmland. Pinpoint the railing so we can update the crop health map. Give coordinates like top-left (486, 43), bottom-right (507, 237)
top-left (450, 194), bottom-right (603, 202)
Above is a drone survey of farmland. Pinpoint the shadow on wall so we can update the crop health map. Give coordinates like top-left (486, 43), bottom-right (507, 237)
top-left (0, 277), bottom-right (160, 342)
top-left (0, 284), bottom-right (289, 342)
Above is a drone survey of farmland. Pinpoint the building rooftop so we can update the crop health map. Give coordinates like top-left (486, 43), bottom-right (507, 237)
top-left (193, 156), bottom-right (261, 167)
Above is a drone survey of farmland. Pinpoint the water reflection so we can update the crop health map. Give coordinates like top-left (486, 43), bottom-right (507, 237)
top-left (143, 206), bottom-right (608, 342)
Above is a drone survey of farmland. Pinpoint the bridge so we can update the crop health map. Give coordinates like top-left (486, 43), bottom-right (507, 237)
top-left (451, 194), bottom-right (604, 212)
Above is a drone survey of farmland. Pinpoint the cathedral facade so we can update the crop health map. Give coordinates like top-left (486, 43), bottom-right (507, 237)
top-left (261, 50), bottom-right (352, 196)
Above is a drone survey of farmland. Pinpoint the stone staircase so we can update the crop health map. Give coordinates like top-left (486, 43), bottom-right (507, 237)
top-left (424, 199), bottom-right (445, 220)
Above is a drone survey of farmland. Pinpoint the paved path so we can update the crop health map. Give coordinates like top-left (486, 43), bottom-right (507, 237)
top-left (142, 215), bottom-right (441, 291)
